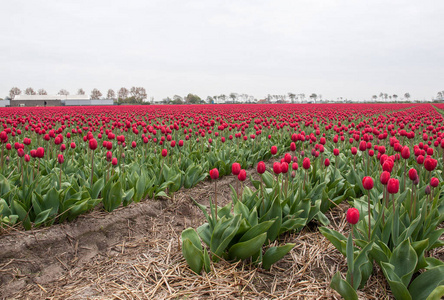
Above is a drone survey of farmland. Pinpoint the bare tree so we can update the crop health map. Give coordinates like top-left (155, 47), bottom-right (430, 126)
top-left (288, 93), bottom-right (296, 103)
top-left (37, 89), bottom-right (47, 95)
top-left (25, 87), bottom-right (36, 95)
top-left (404, 93), bottom-right (411, 101)
top-left (107, 89), bottom-right (116, 100)
top-left (77, 88), bottom-right (86, 95)
top-left (90, 88), bottom-right (102, 100)
top-left (130, 87), bottom-right (148, 102)
top-left (9, 87), bottom-right (21, 99)
top-left (393, 94), bottom-right (398, 102)
top-left (118, 87), bottom-right (129, 101)
top-left (58, 89), bottom-right (69, 96)
top-left (229, 93), bottom-right (238, 103)
top-left (309, 93), bottom-right (317, 103)
top-left (372, 95), bottom-right (377, 102)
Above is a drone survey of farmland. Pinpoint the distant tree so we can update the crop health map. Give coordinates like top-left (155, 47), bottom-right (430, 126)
top-left (404, 93), bottom-right (411, 101)
top-left (172, 95), bottom-right (183, 104)
top-left (437, 91), bottom-right (443, 100)
top-left (299, 93), bottom-right (305, 103)
top-left (130, 87), bottom-right (147, 103)
top-left (219, 94), bottom-right (226, 103)
top-left (118, 87), bottom-right (129, 101)
top-left (107, 89), bottom-right (116, 100)
top-left (309, 93), bottom-right (317, 103)
top-left (37, 89), bottom-right (47, 95)
top-left (185, 93), bottom-right (201, 104)
top-left (229, 93), bottom-right (238, 103)
top-left (393, 94), bottom-right (398, 102)
top-left (206, 96), bottom-right (213, 104)
top-left (383, 93), bottom-right (388, 101)
top-left (90, 88), bottom-right (102, 100)
top-left (171, 96), bottom-right (183, 104)
top-left (58, 89), bottom-right (69, 96)
top-left (24, 87), bottom-right (36, 95)
top-left (288, 93), bottom-right (296, 103)
top-left (9, 87), bottom-right (21, 99)
top-left (77, 88), bottom-right (85, 95)
top-left (372, 95), bottom-right (377, 102)
top-left (379, 92), bottom-right (384, 101)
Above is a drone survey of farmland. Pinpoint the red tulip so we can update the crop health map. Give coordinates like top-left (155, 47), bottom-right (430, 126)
top-left (380, 171), bottom-right (390, 185)
top-left (408, 168), bottom-right (418, 181)
top-left (387, 178), bottom-right (399, 194)
top-left (36, 147), bottom-right (45, 158)
top-left (324, 158), bottom-right (330, 167)
top-left (209, 168), bottom-right (219, 179)
top-left (257, 161), bottom-right (266, 174)
top-left (273, 162), bottom-right (282, 174)
top-left (424, 157), bottom-right (437, 171)
top-left (232, 162), bottom-right (241, 175)
top-left (238, 169), bottom-right (247, 181)
top-left (401, 146), bottom-right (410, 159)
top-left (351, 147), bottom-right (357, 155)
top-left (161, 149), bottom-right (168, 157)
top-left (280, 162), bottom-right (289, 174)
top-left (271, 146), bottom-right (277, 155)
top-left (89, 138), bottom-right (98, 150)
top-left (302, 157), bottom-right (311, 170)
top-left (346, 208), bottom-right (359, 225)
top-left (58, 154), bottom-right (64, 164)
top-left (362, 176), bottom-right (374, 190)
top-left (430, 177), bottom-right (439, 188)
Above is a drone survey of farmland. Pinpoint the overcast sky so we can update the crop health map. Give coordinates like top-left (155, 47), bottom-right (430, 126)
top-left (1, 0), bottom-right (443, 101)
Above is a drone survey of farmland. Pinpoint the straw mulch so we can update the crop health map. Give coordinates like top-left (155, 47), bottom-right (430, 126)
top-left (6, 200), bottom-right (396, 299)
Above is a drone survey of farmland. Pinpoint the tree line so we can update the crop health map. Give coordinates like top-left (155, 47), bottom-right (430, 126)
top-left (6, 87), bottom-right (148, 103)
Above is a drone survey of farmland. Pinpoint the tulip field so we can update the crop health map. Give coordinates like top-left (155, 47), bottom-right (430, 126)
top-left (0, 103), bottom-right (444, 299)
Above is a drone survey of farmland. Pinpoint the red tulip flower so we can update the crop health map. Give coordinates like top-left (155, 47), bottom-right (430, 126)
top-left (346, 208), bottom-right (360, 225)
top-left (232, 162), bottom-right (241, 175)
top-left (408, 168), bottom-right (418, 181)
top-left (302, 157), bottom-right (310, 170)
top-left (238, 169), bottom-right (247, 181)
top-left (387, 178), bottom-right (399, 194)
top-left (430, 177), bottom-right (439, 188)
top-left (89, 138), bottom-right (98, 151)
top-left (271, 145), bottom-right (277, 155)
top-left (257, 161), bottom-right (266, 174)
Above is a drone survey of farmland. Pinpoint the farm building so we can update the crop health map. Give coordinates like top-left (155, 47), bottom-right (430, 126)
top-left (0, 99), bottom-right (11, 107)
top-left (11, 95), bottom-right (114, 107)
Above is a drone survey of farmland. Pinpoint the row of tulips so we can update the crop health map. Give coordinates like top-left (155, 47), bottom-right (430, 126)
top-left (183, 134), bottom-right (444, 299)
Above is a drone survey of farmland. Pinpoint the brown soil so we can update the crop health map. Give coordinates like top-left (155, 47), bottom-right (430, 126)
top-left (0, 167), bottom-right (442, 299)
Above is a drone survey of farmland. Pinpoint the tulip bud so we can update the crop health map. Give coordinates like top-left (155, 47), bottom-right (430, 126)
top-left (257, 161), bottom-right (266, 174)
top-left (346, 207), bottom-right (359, 225)
top-left (232, 162), bottom-right (241, 175)
top-left (238, 169), bottom-right (247, 181)
top-left (362, 176), bottom-right (374, 190)
top-left (387, 178), bottom-right (400, 194)
top-left (209, 168), bottom-right (219, 180)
